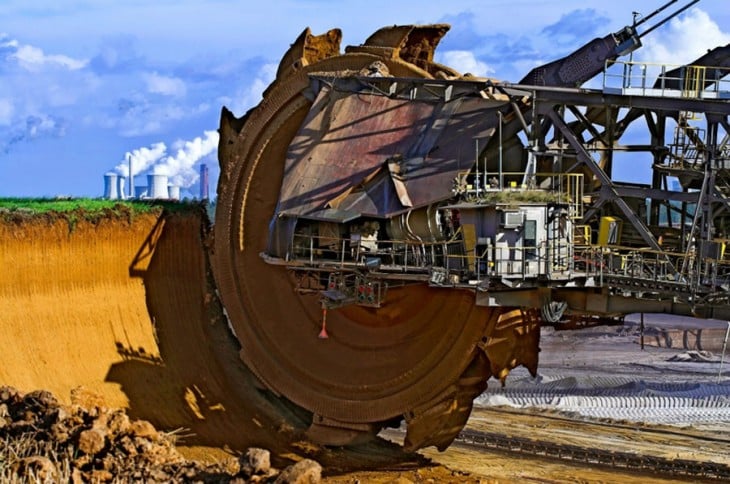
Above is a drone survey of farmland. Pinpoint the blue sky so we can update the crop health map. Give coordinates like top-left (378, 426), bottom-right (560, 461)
top-left (1, 0), bottom-right (728, 198)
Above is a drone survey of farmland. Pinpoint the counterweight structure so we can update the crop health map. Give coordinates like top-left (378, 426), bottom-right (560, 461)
top-left (213, 0), bottom-right (730, 452)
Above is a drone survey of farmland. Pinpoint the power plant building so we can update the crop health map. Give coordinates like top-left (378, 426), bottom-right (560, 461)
top-left (103, 168), bottom-right (201, 201)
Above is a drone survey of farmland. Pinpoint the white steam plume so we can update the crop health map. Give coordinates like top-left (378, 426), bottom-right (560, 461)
top-left (115, 142), bottom-right (167, 177)
top-left (151, 130), bottom-right (218, 188)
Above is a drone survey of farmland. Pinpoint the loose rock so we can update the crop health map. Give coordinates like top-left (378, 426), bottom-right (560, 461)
top-left (243, 447), bottom-right (271, 475)
top-left (78, 428), bottom-right (106, 455)
top-left (0, 386), bottom-right (300, 483)
top-left (275, 458), bottom-right (322, 484)
top-left (130, 419), bottom-right (159, 441)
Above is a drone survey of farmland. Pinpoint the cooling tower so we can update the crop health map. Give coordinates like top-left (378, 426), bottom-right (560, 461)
top-left (104, 172), bottom-right (118, 200)
top-left (148, 174), bottom-right (169, 199)
top-left (168, 185), bottom-right (181, 200)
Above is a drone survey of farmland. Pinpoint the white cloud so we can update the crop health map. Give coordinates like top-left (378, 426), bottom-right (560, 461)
top-left (0, 34), bottom-right (95, 150)
top-left (0, 35), bottom-right (19, 49)
top-left (1, 114), bottom-right (67, 152)
top-left (0, 99), bottom-right (13, 126)
top-left (143, 72), bottom-right (187, 97)
top-left (228, 62), bottom-right (277, 116)
top-left (437, 50), bottom-right (492, 77)
top-left (11, 43), bottom-right (87, 71)
top-left (638, 9), bottom-right (730, 65)
top-left (98, 94), bottom-right (210, 137)
top-left (25, 114), bottom-right (65, 138)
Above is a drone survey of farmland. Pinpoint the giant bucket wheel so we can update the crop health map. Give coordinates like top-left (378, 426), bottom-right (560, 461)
top-left (213, 26), bottom-right (539, 450)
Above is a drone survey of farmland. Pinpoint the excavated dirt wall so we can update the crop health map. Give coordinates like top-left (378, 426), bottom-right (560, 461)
top-left (1, 211), bottom-right (158, 405)
top-left (0, 206), bottom-right (451, 476)
top-left (0, 208), bottom-right (304, 457)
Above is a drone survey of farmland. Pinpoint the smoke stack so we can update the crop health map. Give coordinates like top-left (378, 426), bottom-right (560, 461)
top-left (104, 172), bottom-right (118, 200)
top-left (127, 152), bottom-right (133, 198)
top-left (148, 173), bottom-right (169, 199)
top-left (199, 163), bottom-right (209, 200)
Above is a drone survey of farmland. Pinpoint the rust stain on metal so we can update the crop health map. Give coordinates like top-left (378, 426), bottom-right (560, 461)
top-left (279, 86), bottom-right (506, 219)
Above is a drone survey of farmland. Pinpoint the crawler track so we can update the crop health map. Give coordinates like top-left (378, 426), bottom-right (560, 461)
top-left (456, 429), bottom-right (730, 481)
top-left (410, 406), bottom-right (730, 481)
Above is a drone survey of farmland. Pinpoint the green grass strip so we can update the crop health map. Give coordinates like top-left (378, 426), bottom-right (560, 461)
top-left (0, 198), bottom-right (201, 214)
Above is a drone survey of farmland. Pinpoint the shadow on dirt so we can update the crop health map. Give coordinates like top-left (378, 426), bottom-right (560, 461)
top-left (105, 207), bottom-right (424, 472)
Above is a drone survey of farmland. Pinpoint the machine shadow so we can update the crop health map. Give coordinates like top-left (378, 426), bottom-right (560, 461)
top-left (104, 207), bottom-right (420, 471)
top-left (106, 208), bottom-right (308, 458)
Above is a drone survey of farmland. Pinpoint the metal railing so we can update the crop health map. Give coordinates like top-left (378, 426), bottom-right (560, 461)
top-left (454, 171), bottom-right (582, 204)
top-left (289, 232), bottom-right (465, 273)
top-left (603, 60), bottom-right (730, 99)
top-left (288, 231), bottom-right (575, 281)
top-left (284, 231), bottom-right (730, 299)
top-left (573, 243), bottom-right (730, 296)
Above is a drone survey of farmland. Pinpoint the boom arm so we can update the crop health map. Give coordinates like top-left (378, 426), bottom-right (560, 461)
top-left (519, 0), bottom-right (700, 87)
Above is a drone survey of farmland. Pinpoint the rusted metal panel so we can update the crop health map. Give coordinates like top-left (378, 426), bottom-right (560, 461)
top-left (278, 84), bottom-right (430, 217)
top-left (346, 24), bottom-right (455, 75)
top-left (278, 83), bottom-right (505, 219)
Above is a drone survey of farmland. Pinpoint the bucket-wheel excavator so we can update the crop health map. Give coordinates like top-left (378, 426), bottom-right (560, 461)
top-left (213, 0), bottom-right (730, 451)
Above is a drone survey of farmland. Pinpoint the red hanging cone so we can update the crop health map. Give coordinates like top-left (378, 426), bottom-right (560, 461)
top-left (318, 307), bottom-right (329, 339)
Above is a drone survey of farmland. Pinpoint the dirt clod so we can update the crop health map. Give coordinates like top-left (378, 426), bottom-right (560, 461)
top-left (78, 428), bottom-right (106, 455)
top-left (244, 447), bottom-right (272, 475)
top-left (129, 419), bottom-right (159, 441)
top-left (275, 458), bottom-right (323, 484)
top-left (0, 386), bottom-right (330, 482)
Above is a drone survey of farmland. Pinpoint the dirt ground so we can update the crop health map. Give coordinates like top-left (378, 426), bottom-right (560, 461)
top-left (324, 321), bottom-right (730, 482)
top-left (2, 208), bottom-right (728, 482)
top-left (413, 322), bottom-right (730, 482)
